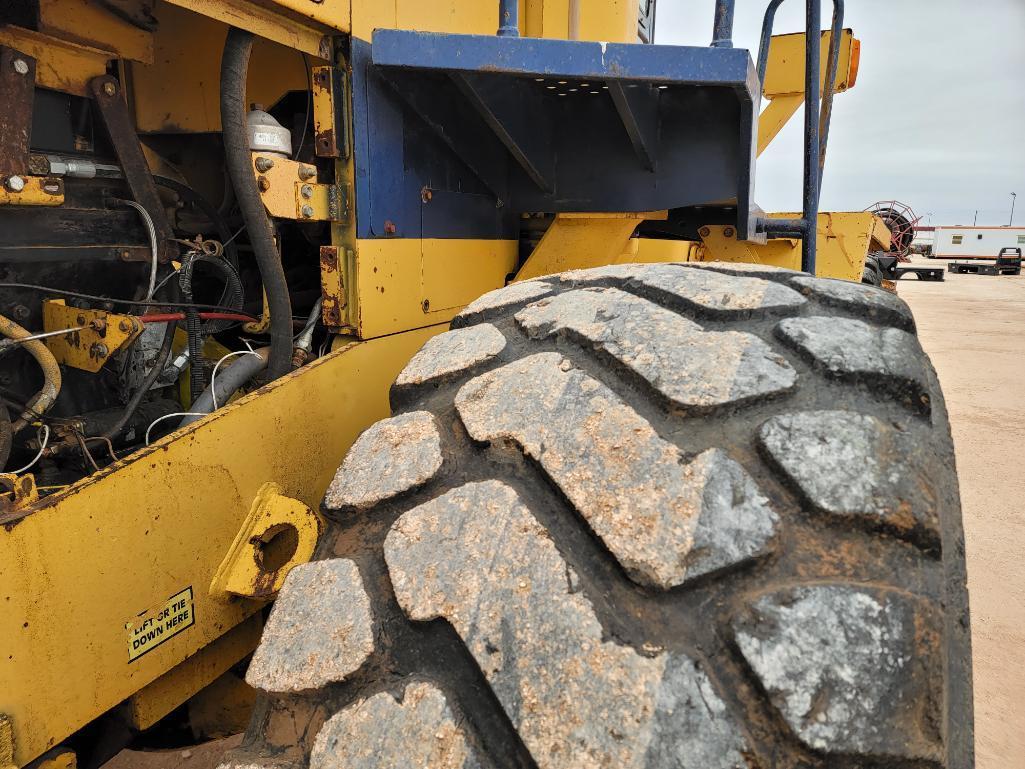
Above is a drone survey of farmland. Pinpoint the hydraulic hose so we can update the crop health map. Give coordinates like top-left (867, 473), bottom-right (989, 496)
top-left (0, 313), bottom-right (62, 433)
top-left (179, 348), bottom-right (268, 427)
top-left (220, 27), bottom-right (293, 380)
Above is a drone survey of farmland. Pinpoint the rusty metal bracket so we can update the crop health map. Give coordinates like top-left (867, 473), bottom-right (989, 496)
top-left (253, 152), bottom-right (347, 223)
top-left (312, 64), bottom-right (349, 159)
top-left (0, 473), bottom-right (39, 514)
top-left (0, 46), bottom-right (36, 181)
top-left (89, 75), bottom-right (176, 263)
top-left (209, 482), bottom-right (323, 600)
top-left (0, 175), bottom-right (64, 206)
top-left (42, 300), bottom-right (144, 373)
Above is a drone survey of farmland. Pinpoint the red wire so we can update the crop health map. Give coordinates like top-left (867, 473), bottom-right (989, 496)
top-left (140, 312), bottom-right (256, 323)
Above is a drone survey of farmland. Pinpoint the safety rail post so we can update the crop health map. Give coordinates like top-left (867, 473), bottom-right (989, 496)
top-left (498, 0), bottom-right (519, 37)
top-left (755, 0), bottom-right (843, 274)
top-left (711, 0), bottom-right (736, 48)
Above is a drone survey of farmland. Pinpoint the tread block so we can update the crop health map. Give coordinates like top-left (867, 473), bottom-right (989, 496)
top-left (789, 276), bottom-right (916, 331)
top-left (324, 412), bottom-right (442, 511)
top-left (732, 584), bottom-right (942, 762)
top-left (775, 317), bottom-right (931, 413)
top-left (246, 559), bottom-right (375, 694)
top-left (757, 410), bottom-right (940, 550)
top-left (453, 281), bottom-right (554, 326)
top-left (516, 287), bottom-right (796, 412)
top-left (310, 682), bottom-right (484, 769)
top-left (395, 325), bottom-right (507, 391)
top-left (557, 263), bottom-right (806, 318)
top-left (384, 481), bottom-right (750, 769)
top-left (455, 354), bottom-right (777, 589)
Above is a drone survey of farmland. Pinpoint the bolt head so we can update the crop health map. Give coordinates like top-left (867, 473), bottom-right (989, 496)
top-left (301, 184), bottom-right (313, 199)
top-left (298, 165), bottom-right (316, 180)
top-left (258, 176), bottom-right (271, 192)
top-left (102, 81), bottom-right (117, 96)
top-left (301, 204), bottom-right (315, 218)
top-left (255, 157), bottom-right (274, 172)
top-left (5, 175), bottom-right (25, 192)
top-left (91, 343), bottom-right (108, 357)
top-left (11, 304), bottom-right (29, 321)
top-left (723, 227), bottom-right (735, 238)
top-left (119, 320), bottom-right (130, 332)
top-left (12, 58), bottom-right (29, 76)
top-left (698, 226), bottom-right (711, 238)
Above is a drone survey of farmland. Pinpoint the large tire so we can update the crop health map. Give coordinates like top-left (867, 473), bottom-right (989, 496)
top-left (229, 263), bottom-right (973, 769)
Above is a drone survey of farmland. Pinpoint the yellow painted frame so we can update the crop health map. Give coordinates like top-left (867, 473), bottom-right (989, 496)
top-left (0, 324), bottom-right (444, 767)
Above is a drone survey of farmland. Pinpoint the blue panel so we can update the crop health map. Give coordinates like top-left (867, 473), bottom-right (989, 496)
top-left (368, 30), bottom-right (759, 238)
top-left (350, 38), bottom-right (519, 241)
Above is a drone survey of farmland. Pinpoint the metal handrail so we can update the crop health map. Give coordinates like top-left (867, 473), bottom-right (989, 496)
top-left (755, 0), bottom-right (844, 274)
top-left (498, 0), bottom-right (519, 37)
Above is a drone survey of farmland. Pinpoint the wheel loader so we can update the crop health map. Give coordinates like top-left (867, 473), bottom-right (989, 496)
top-left (0, 1), bottom-right (973, 768)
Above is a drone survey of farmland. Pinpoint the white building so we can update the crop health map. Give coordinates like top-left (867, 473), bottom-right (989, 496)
top-left (931, 226), bottom-right (1025, 259)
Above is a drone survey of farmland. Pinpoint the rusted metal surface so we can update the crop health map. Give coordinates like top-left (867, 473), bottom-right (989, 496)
top-left (88, 75), bottom-right (176, 263)
top-left (312, 65), bottom-right (348, 159)
top-left (0, 473), bottom-right (39, 514)
top-left (319, 245), bottom-right (345, 327)
top-left (0, 47), bottom-right (36, 180)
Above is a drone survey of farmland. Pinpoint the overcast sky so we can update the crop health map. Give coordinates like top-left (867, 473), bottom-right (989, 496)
top-left (655, 0), bottom-right (1025, 226)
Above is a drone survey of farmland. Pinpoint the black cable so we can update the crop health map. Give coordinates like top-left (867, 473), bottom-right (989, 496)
top-left (221, 27), bottom-right (293, 380)
top-left (95, 319), bottom-right (178, 442)
top-left (0, 283), bottom-right (252, 315)
top-left (154, 176), bottom-right (240, 270)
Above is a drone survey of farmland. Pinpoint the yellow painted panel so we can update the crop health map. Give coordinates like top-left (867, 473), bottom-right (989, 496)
top-left (0, 27), bottom-right (110, 97)
top-left (353, 239), bottom-right (517, 339)
top-left (698, 211), bottom-right (886, 281)
top-left (632, 239), bottom-right (701, 264)
top-left (0, 325), bottom-right (443, 767)
top-left (38, 0), bottom-right (153, 64)
top-left (515, 214), bottom-right (645, 280)
top-left (396, 0), bottom-right (497, 34)
top-left (529, 0), bottom-right (635, 42)
top-left (131, 3), bottom-right (312, 133)
top-left (123, 614), bottom-right (263, 730)
top-left (762, 30), bottom-right (855, 97)
top-left (259, 0), bottom-right (350, 31)
top-left (162, 0), bottom-right (331, 58)
top-left (757, 93), bottom-right (802, 156)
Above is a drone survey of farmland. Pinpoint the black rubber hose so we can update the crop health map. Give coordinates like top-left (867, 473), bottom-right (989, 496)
top-left (220, 27), bottom-right (293, 380)
top-left (95, 319), bottom-right (178, 442)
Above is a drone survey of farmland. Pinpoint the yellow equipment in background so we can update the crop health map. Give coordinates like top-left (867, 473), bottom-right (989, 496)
top-left (0, 2), bottom-right (888, 767)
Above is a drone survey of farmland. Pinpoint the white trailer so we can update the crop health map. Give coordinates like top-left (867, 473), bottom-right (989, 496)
top-left (931, 226), bottom-right (1025, 259)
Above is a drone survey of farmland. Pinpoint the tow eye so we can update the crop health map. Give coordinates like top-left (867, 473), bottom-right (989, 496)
top-left (210, 482), bottom-right (323, 599)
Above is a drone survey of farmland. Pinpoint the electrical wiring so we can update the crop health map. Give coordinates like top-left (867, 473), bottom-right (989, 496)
top-left (9, 424), bottom-right (49, 475)
top-left (210, 349), bottom-right (263, 409)
top-left (140, 312), bottom-right (256, 324)
top-left (0, 283), bottom-right (254, 315)
top-left (117, 199), bottom-right (159, 302)
top-left (145, 412), bottom-right (205, 445)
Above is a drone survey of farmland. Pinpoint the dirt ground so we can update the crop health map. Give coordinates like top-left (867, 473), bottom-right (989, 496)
top-left (897, 256), bottom-right (1025, 769)
top-left (103, 258), bottom-right (1024, 769)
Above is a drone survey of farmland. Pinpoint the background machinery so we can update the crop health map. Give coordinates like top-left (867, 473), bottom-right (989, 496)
top-left (0, 1), bottom-right (972, 768)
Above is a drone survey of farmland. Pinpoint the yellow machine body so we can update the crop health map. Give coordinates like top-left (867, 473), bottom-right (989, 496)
top-left (0, 1), bottom-right (882, 766)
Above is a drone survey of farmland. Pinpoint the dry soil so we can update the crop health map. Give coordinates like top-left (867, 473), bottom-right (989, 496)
top-left (898, 256), bottom-right (1025, 769)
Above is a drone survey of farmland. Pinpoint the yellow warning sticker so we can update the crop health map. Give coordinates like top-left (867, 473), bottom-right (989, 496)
top-left (126, 586), bottom-right (195, 662)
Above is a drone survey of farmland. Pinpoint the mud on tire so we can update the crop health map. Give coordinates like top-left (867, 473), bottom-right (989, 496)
top-left (228, 263), bottom-right (973, 769)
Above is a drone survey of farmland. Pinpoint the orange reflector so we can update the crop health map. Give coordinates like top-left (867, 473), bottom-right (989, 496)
top-left (848, 38), bottom-right (861, 88)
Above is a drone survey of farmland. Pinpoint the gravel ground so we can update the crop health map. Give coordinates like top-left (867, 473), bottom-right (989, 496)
top-left (898, 256), bottom-right (1025, 769)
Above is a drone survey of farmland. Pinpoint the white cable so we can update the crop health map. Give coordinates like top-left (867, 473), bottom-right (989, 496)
top-left (210, 350), bottom-right (263, 410)
top-left (9, 424), bottom-right (49, 475)
top-left (145, 412), bottom-right (205, 446)
top-left (121, 200), bottom-right (159, 302)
